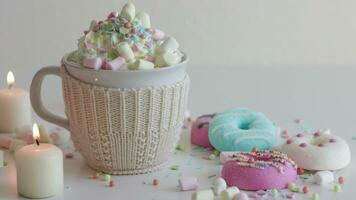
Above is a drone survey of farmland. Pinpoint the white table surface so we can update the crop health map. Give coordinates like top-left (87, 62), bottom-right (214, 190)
top-left (0, 67), bottom-right (356, 199)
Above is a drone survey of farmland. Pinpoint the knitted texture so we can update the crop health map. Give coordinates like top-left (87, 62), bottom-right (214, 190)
top-left (60, 66), bottom-right (189, 175)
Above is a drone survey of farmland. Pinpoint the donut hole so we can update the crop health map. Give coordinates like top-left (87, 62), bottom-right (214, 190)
top-left (238, 122), bottom-right (251, 130)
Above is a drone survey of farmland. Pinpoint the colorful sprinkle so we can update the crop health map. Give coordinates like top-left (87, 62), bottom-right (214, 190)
top-left (313, 132), bottom-right (321, 137)
top-left (318, 143), bottom-right (324, 147)
top-left (65, 153), bottom-right (74, 159)
top-left (170, 165), bottom-right (179, 170)
top-left (294, 119), bottom-right (303, 124)
top-left (288, 183), bottom-right (299, 192)
top-left (109, 180), bottom-right (115, 187)
top-left (299, 143), bottom-right (307, 147)
top-left (92, 172), bottom-right (99, 179)
top-left (271, 188), bottom-right (278, 197)
top-left (312, 193), bottom-right (319, 200)
top-left (176, 144), bottom-right (186, 152)
top-left (329, 138), bottom-right (336, 143)
top-left (338, 176), bottom-right (344, 184)
top-left (296, 133), bottom-right (304, 137)
top-left (286, 139), bottom-right (293, 144)
top-left (287, 193), bottom-right (294, 199)
top-left (208, 154), bottom-right (216, 160)
top-left (302, 186), bottom-right (309, 194)
top-left (153, 179), bottom-right (159, 186)
top-left (297, 168), bottom-right (305, 175)
top-left (334, 184), bottom-right (341, 192)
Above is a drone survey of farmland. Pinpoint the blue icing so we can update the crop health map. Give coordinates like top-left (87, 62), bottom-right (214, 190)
top-left (208, 108), bottom-right (277, 152)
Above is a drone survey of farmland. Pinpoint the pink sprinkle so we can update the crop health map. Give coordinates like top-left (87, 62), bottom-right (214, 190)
top-left (65, 153), bottom-right (74, 159)
top-left (248, 158), bottom-right (255, 163)
top-left (314, 132), bottom-right (321, 137)
top-left (286, 139), bottom-right (293, 144)
top-left (153, 179), bottom-right (159, 186)
top-left (145, 42), bottom-right (153, 49)
top-left (132, 44), bottom-right (140, 52)
top-left (109, 180), bottom-right (115, 187)
top-left (296, 133), bottom-right (304, 137)
top-left (299, 143), bottom-right (307, 147)
top-left (318, 143), bottom-right (324, 147)
top-left (92, 172), bottom-right (98, 179)
top-left (329, 138), bottom-right (336, 143)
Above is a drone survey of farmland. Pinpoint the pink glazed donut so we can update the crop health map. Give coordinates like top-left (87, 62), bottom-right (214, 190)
top-left (222, 150), bottom-right (297, 191)
top-left (191, 114), bottom-right (216, 148)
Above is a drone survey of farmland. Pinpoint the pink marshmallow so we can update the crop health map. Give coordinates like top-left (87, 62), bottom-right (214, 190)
top-left (178, 176), bottom-right (199, 191)
top-left (83, 57), bottom-right (103, 70)
top-left (0, 136), bottom-right (12, 149)
top-left (106, 57), bottom-right (126, 70)
top-left (152, 29), bottom-right (165, 41)
top-left (18, 131), bottom-right (35, 144)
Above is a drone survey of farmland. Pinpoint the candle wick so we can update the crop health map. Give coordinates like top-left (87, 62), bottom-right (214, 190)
top-left (35, 139), bottom-right (40, 146)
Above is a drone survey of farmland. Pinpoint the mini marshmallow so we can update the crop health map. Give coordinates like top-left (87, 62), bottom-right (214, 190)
top-left (155, 51), bottom-right (181, 67)
top-left (120, 2), bottom-right (135, 21)
top-left (132, 59), bottom-right (154, 70)
top-left (220, 187), bottom-right (240, 200)
top-left (83, 57), bottom-right (103, 70)
top-left (156, 37), bottom-right (179, 54)
top-left (213, 177), bottom-right (227, 195)
top-left (178, 176), bottom-right (199, 191)
top-left (117, 42), bottom-right (135, 62)
top-left (15, 125), bottom-right (34, 144)
top-left (152, 29), bottom-right (165, 41)
top-left (315, 171), bottom-right (334, 185)
top-left (50, 127), bottom-right (71, 145)
top-left (191, 189), bottom-right (214, 200)
top-left (105, 57), bottom-right (126, 70)
top-left (0, 136), bottom-right (12, 149)
top-left (9, 139), bottom-right (26, 152)
top-left (233, 192), bottom-right (249, 200)
top-left (136, 11), bottom-right (151, 28)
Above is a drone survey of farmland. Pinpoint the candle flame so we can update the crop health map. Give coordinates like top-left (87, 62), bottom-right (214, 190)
top-left (33, 123), bottom-right (40, 141)
top-left (7, 71), bottom-right (15, 88)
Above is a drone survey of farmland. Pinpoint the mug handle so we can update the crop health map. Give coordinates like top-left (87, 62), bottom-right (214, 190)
top-left (30, 66), bottom-right (70, 130)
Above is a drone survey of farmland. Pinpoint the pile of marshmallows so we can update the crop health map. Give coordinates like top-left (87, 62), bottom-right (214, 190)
top-left (80, 3), bottom-right (183, 71)
top-left (179, 171), bottom-right (344, 200)
top-left (178, 176), bottom-right (247, 200)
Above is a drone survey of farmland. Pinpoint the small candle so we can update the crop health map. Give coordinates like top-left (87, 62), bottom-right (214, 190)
top-left (0, 71), bottom-right (32, 132)
top-left (15, 124), bottom-right (63, 198)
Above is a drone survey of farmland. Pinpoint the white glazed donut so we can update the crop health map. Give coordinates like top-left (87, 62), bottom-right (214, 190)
top-left (280, 131), bottom-right (351, 170)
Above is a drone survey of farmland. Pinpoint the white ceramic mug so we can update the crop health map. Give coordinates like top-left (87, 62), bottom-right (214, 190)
top-left (30, 52), bottom-right (188, 130)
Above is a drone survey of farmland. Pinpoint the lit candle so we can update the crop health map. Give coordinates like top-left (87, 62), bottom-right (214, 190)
top-left (15, 124), bottom-right (63, 198)
top-left (0, 71), bottom-right (32, 132)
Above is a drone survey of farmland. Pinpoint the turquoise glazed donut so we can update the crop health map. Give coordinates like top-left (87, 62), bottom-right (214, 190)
top-left (208, 108), bottom-right (278, 152)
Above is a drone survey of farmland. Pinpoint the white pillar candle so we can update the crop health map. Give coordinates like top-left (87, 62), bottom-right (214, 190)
top-left (15, 124), bottom-right (63, 198)
top-left (0, 71), bottom-right (32, 132)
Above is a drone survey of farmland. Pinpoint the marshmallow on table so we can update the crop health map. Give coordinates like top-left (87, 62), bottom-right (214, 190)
top-left (233, 192), bottom-right (249, 200)
top-left (155, 51), bottom-right (181, 67)
top-left (213, 177), bottom-right (227, 195)
top-left (191, 189), bottom-right (214, 200)
top-left (221, 187), bottom-right (240, 200)
top-left (152, 29), bottom-right (165, 41)
top-left (117, 42), bottom-right (135, 62)
top-left (178, 176), bottom-right (198, 191)
top-left (120, 2), bottom-right (135, 21)
top-left (136, 11), bottom-right (151, 28)
top-left (131, 59), bottom-right (154, 70)
top-left (156, 37), bottom-right (179, 54)
top-left (83, 57), bottom-right (103, 70)
top-left (315, 171), bottom-right (334, 185)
